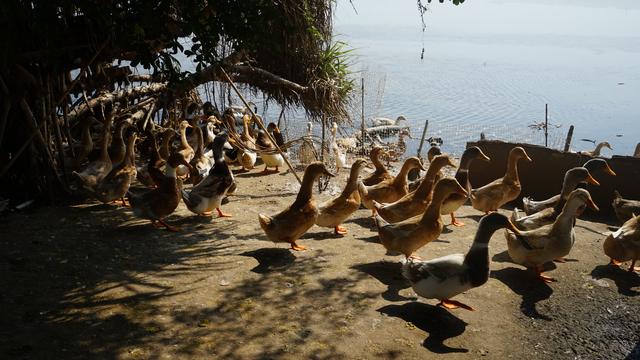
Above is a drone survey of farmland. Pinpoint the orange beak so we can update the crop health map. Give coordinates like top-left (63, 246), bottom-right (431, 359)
top-left (586, 173), bottom-right (600, 186)
top-left (506, 219), bottom-right (521, 236)
top-left (586, 197), bottom-right (599, 211)
top-left (604, 164), bottom-right (616, 176)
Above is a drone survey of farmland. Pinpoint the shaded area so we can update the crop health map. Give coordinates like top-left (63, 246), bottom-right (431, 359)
top-left (491, 267), bottom-right (554, 320)
top-left (378, 302), bottom-right (468, 353)
top-left (590, 264), bottom-right (640, 296)
top-left (352, 261), bottom-right (412, 302)
top-left (240, 247), bottom-right (296, 274)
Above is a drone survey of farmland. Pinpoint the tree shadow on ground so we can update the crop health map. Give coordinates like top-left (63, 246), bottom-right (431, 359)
top-left (590, 264), bottom-right (640, 296)
top-left (491, 267), bottom-right (554, 320)
top-left (352, 261), bottom-right (412, 302)
top-left (378, 301), bottom-right (469, 353)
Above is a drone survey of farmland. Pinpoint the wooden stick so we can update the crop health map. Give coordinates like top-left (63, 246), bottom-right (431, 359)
top-left (563, 125), bottom-right (574, 152)
top-left (360, 77), bottom-right (365, 155)
top-left (0, 74), bottom-right (11, 149)
top-left (416, 119), bottom-right (429, 158)
top-left (220, 68), bottom-right (302, 185)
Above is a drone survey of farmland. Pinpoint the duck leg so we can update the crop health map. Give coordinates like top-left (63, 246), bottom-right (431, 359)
top-left (334, 225), bottom-right (348, 235)
top-left (534, 266), bottom-right (556, 283)
top-left (289, 242), bottom-right (306, 251)
top-left (553, 257), bottom-right (567, 263)
top-left (151, 220), bottom-right (164, 228)
top-left (437, 299), bottom-right (475, 311)
top-left (628, 259), bottom-right (638, 272)
top-left (609, 258), bottom-right (623, 266)
top-left (450, 213), bottom-right (464, 227)
top-left (216, 208), bottom-right (232, 218)
top-left (158, 219), bottom-right (181, 232)
top-left (200, 211), bottom-right (213, 217)
top-left (120, 197), bottom-right (128, 207)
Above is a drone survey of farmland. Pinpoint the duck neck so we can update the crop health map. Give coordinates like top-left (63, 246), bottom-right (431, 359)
top-left (194, 127), bottom-right (204, 156)
top-left (559, 175), bottom-right (577, 200)
top-left (421, 188), bottom-right (449, 222)
top-left (634, 143), bottom-right (640, 157)
top-left (180, 127), bottom-right (190, 149)
top-left (414, 162), bottom-right (444, 199)
top-left (100, 119), bottom-right (112, 162)
top-left (340, 165), bottom-right (362, 198)
top-left (593, 143), bottom-right (605, 156)
top-left (292, 170), bottom-right (319, 207)
top-left (123, 135), bottom-right (136, 167)
top-left (392, 160), bottom-right (414, 187)
top-left (553, 200), bottom-right (580, 230)
top-left (371, 152), bottom-right (387, 175)
top-left (81, 122), bottom-right (92, 147)
top-left (462, 227), bottom-right (495, 287)
top-left (504, 154), bottom-right (520, 183)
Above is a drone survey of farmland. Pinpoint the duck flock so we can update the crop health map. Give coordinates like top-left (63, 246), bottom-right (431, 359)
top-left (70, 104), bottom-right (640, 312)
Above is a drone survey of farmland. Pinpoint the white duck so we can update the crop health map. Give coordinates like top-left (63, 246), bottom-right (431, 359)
top-left (330, 122), bottom-right (347, 172)
top-left (371, 115), bottom-right (407, 127)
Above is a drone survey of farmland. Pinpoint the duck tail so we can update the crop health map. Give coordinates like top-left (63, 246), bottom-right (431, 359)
top-left (258, 213), bottom-right (272, 231)
top-left (400, 257), bottom-right (419, 283)
top-left (613, 190), bottom-right (621, 199)
top-left (357, 180), bottom-right (368, 197)
top-left (374, 212), bottom-right (389, 230)
top-left (180, 188), bottom-right (193, 208)
top-left (511, 207), bottom-right (522, 222)
top-left (522, 197), bottom-right (532, 213)
top-left (372, 200), bottom-right (383, 213)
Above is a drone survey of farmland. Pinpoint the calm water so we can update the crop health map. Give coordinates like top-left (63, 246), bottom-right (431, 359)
top-left (190, 1), bottom-right (640, 158)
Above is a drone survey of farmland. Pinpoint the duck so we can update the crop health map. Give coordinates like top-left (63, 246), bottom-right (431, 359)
top-left (408, 146), bottom-right (443, 192)
top-left (504, 188), bottom-right (599, 282)
top-left (440, 147), bottom-right (491, 226)
top-left (513, 167), bottom-right (600, 231)
top-left (386, 129), bottom-right (411, 161)
top-left (330, 122), bottom-right (347, 172)
top-left (402, 213), bottom-right (521, 310)
top-left (258, 162), bottom-right (335, 251)
top-left (128, 153), bottom-right (192, 231)
top-left (239, 115), bottom-right (257, 170)
top-left (188, 125), bottom-right (213, 185)
top-left (470, 146), bottom-right (532, 213)
top-left (95, 132), bottom-right (138, 206)
top-left (267, 122), bottom-right (286, 149)
top-left (72, 115), bottom-right (113, 191)
top-left (316, 159), bottom-right (369, 235)
top-left (371, 115), bottom-right (407, 127)
top-left (136, 130), bottom-right (166, 188)
top-left (373, 154), bottom-right (456, 223)
top-left (297, 122), bottom-right (317, 166)
top-left (634, 143), bottom-right (640, 158)
top-left (580, 141), bottom-right (612, 157)
top-left (181, 133), bottom-right (235, 217)
top-left (175, 120), bottom-right (195, 177)
top-left (256, 129), bottom-right (285, 173)
top-left (604, 214), bottom-right (640, 272)
top-left (376, 178), bottom-right (467, 258)
top-left (522, 167), bottom-right (601, 216)
top-left (159, 128), bottom-right (176, 161)
top-left (612, 190), bottom-right (640, 224)
top-left (71, 116), bottom-right (96, 168)
top-left (359, 156), bottom-right (426, 213)
top-left (109, 119), bottom-right (131, 166)
top-left (362, 146), bottom-right (393, 186)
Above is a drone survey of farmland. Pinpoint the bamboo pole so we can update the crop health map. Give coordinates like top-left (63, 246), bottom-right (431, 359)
top-left (220, 68), bottom-right (302, 185)
top-left (544, 103), bottom-right (548, 147)
top-left (360, 77), bottom-right (365, 155)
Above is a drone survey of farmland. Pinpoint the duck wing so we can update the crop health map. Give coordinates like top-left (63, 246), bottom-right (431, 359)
top-left (402, 254), bottom-right (465, 283)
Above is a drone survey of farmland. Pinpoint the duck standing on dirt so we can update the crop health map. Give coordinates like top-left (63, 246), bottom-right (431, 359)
top-left (604, 214), bottom-right (640, 272)
top-left (402, 213), bottom-right (521, 310)
top-left (73, 114), bottom-right (113, 191)
top-left (95, 132), bottom-right (138, 206)
top-left (316, 159), bottom-right (369, 235)
top-left (181, 133), bottom-right (235, 218)
top-left (362, 147), bottom-right (392, 186)
top-left (256, 129), bottom-right (285, 173)
top-left (470, 146), bottom-right (532, 213)
top-left (258, 162), bottom-right (334, 251)
top-left (505, 189), bottom-right (599, 282)
top-left (375, 178), bottom-right (467, 259)
top-left (440, 146), bottom-right (491, 226)
top-left (128, 153), bottom-right (192, 232)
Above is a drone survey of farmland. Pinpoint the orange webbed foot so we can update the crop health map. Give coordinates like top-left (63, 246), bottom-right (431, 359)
top-left (438, 299), bottom-right (475, 311)
top-left (334, 226), bottom-right (348, 235)
top-left (158, 219), bottom-right (181, 232)
top-left (290, 243), bottom-right (306, 251)
top-left (609, 258), bottom-right (623, 266)
top-left (450, 213), bottom-right (465, 227)
top-left (216, 208), bottom-right (232, 218)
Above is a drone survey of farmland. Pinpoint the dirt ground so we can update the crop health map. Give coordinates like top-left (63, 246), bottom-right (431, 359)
top-left (1, 163), bottom-right (639, 360)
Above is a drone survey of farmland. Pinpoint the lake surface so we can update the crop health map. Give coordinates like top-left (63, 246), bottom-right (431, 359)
top-left (196, 1), bottom-right (640, 158)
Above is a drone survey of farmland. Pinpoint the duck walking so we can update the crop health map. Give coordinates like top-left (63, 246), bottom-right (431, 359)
top-left (604, 214), bottom-right (640, 272)
top-left (402, 213), bottom-right (521, 310)
top-left (316, 159), bottom-right (369, 235)
top-left (258, 162), bottom-right (335, 251)
top-left (182, 133), bottom-right (235, 218)
top-left (471, 146), bottom-right (531, 213)
top-left (505, 189), bottom-right (599, 282)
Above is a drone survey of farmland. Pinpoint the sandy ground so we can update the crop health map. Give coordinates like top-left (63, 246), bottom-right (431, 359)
top-left (1, 163), bottom-right (639, 360)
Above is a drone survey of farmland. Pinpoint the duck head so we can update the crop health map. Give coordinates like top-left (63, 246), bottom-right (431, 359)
top-left (404, 156), bottom-right (427, 171)
top-left (464, 146), bottom-right (491, 163)
top-left (426, 146), bottom-right (442, 162)
top-left (510, 146), bottom-right (532, 162)
top-left (433, 177), bottom-right (468, 198)
top-left (565, 167), bottom-right (599, 188)
top-left (430, 154), bottom-right (457, 170)
top-left (476, 213), bottom-right (521, 243)
top-left (582, 158), bottom-right (616, 176)
top-left (565, 188), bottom-right (599, 216)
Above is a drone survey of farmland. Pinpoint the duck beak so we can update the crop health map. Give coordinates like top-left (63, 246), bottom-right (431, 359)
top-left (419, 161), bottom-right (427, 171)
top-left (586, 197), bottom-right (599, 211)
top-left (364, 161), bottom-right (374, 170)
top-left (455, 183), bottom-right (468, 197)
top-left (506, 219), bottom-right (521, 236)
top-left (223, 141), bottom-right (233, 150)
top-left (586, 173), bottom-right (600, 186)
top-left (480, 153), bottom-right (491, 162)
top-left (604, 163), bottom-right (616, 176)
top-left (524, 154), bottom-right (533, 162)
top-left (448, 159), bottom-right (458, 168)
top-left (323, 169), bottom-right (336, 177)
